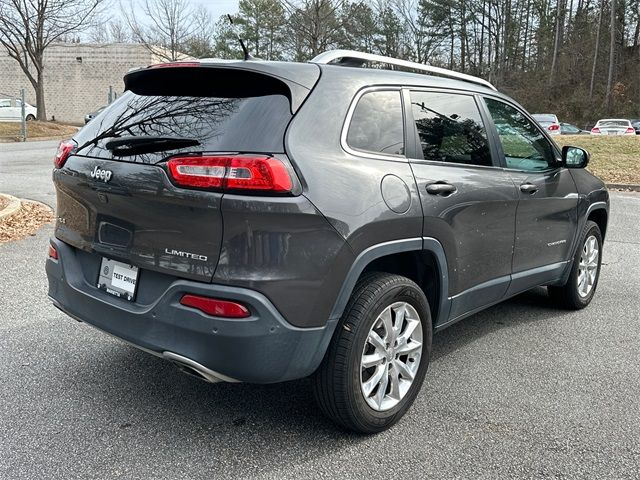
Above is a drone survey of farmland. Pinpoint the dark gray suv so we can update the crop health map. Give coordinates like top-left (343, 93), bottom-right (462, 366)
top-left (46, 50), bottom-right (609, 433)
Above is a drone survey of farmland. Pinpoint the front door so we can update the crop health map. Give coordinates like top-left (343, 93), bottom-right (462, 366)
top-left (482, 97), bottom-right (578, 294)
top-left (405, 89), bottom-right (519, 324)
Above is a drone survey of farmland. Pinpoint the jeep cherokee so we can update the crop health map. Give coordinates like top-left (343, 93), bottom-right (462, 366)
top-left (46, 50), bottom-right (609, 433)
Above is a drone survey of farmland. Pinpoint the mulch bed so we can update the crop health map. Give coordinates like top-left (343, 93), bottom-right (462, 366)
top-left (0, 201), bottom-right (54, 243)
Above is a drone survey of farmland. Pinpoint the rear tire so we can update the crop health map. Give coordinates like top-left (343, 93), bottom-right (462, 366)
top-left (313, 272), bottom-right (432, 433)
top-left (548, 220), bottom-right (602, 309)
top-left (25, 114), bottom-right (35, 122)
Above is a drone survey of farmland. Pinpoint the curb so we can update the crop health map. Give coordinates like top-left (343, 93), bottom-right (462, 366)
top-left (0, 194), bottom-right (22, 220)
top-left (605, 183), bottom-right (640, 192)
top-left (0, 134), bottom-right (75, 143)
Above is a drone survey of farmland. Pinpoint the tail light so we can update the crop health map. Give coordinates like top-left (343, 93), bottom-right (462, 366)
top-left (180, 294), bottom-right (250, 318)
top-left (47, 244), bottom-right (58, 260)
top-left (626, 127), bottom-right (635, 134)
top-left (548, 124), bottom-right (560, 131)
top-left (167, 156), bottom-right (293, 193)
top-left (53, 140), bottom-right (76, 168)
top-left (591, 127), bottom-right (601, 134)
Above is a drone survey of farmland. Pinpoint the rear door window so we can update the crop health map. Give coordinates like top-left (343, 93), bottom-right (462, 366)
top-left (346, 90), bottom-right (404, 156)
top-left (408, 91), bottom-right (493, 166)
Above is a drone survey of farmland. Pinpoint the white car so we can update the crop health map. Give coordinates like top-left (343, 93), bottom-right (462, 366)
top-left (0, 97), bottom-right (37, 122)
top-left (591, 118), bottom-right (636, 136)
top-left (532, 113), bottom-right (561, 135)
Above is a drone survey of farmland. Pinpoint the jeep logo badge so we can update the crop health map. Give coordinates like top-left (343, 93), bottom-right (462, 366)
top-left (90, 166), bottom-right (112, 182)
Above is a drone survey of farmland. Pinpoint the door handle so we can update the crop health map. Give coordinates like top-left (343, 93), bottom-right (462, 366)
top-left (520, 183), bottom-right (538, 194)
top-left (426, 182), bottom-right (457, 196)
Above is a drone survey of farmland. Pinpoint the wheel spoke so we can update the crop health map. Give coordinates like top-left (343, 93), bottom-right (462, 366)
top-left (362, 352), bottom-right (384, 369)
top-left (374, 367), bottom-right (389, 408)
top-left (395, 359), bottom-right (415, 380)
top-left (362, 364), bottom-right (386, 397)
top-left (380, 307), bottom-right (394, 343)
top-left (396, 339), bottom-right (422, 355)
top-left (388, 367), bottom-right (401, 399)
top-left (367, 330), bottom-right (386, 353)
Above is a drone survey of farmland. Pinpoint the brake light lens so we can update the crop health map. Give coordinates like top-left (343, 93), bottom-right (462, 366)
top-left (47, 244), bottom-right (58, 260)
top-left (591, 127), bottom-right (601, 134)
top-left (53, 140), bottom-right (75, 169)
top-left (167, 156), bottom-right (293, 193)
top-left (548, 124), bottom-right (560, 131)
top-left (180, 294), bottom-right (250, 318)
top-left (626, 127), bottom-right (635, 134)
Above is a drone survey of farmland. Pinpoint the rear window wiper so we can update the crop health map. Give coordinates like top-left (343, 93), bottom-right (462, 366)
top-left (104, 136), bottom-right (200, 156)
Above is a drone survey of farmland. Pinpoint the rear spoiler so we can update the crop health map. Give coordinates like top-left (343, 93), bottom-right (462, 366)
top-left (124, 61), bottom-right (320, 113)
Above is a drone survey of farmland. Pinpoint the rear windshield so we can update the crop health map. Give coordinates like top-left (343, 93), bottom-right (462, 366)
top-left (597, 120), bottom-right (629, 127)
top-left (532, 114), bottom-right (557, 123)
top-left (74, 91), bottom-right (292, 163)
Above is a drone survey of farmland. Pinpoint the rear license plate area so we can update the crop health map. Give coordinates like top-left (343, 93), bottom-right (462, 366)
top-left (97, 258), bottom-right (139, 301)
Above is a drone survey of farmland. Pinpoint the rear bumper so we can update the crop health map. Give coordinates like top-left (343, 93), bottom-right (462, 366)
top-left (46, 238), bottom-right (335, 384)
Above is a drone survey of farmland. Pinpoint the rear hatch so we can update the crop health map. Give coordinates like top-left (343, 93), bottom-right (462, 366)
top-left (53, 62), bottom-right (318, 283)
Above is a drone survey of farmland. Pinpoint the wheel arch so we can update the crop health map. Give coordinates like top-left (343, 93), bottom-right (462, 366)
top-left (328, 237), bottom-right (451, 328)
top-left (587, 206), bottom-right (608, 239)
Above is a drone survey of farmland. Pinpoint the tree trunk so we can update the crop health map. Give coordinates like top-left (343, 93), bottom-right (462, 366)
top-left (589, 0), bottom-right (604, 98)
top-left (605, 0), bottom-right (616, 112)
top-left (549, 0), bottom-right (563, 83)
top-left (36, 73), bottom-right (47, 121)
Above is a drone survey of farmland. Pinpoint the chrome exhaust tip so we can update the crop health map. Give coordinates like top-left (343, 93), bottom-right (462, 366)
top-left (162, 351), bottom-right (240, 384)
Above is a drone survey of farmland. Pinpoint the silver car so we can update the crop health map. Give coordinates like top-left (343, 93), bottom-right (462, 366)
top-left (0, 97), bottom-right (37, 122)
top-left (591, 118), bottom-right (636, 135)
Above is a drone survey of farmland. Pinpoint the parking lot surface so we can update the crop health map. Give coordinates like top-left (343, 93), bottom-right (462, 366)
top-left (1, 141), bottom-right (639, 479)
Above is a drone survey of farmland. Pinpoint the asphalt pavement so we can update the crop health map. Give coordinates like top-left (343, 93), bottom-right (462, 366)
top-left (1, 140), bottom-right (639, 479)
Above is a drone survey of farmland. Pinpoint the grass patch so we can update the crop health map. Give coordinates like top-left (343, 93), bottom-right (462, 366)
top-left (0, 121), bottom-right (78, 140)
top-left (555, 135), bottom-right (640, 185)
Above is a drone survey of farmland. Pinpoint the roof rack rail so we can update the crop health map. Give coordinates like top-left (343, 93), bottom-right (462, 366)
top-left (310, 49), bottom-right (497, 91)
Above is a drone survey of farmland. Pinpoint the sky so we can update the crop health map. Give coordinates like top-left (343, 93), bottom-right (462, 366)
top-left (195, 0), bottom-right (240, 19)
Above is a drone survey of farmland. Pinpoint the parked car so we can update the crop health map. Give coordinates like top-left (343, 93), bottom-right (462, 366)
top-left (0, 97), bottom-right (37, 122)
top-left (630, 119), bottom-right (640, 134)
top-left (84, 106), bottom-right (106, 124)
top-left (560, 122), bottom-right (589, 135)
top-left (46, 50), bottom-right (609, 433)
top-left (532, 113), bottom-right (561, 135)
top-left (590, 118), bottom-right (636, 135)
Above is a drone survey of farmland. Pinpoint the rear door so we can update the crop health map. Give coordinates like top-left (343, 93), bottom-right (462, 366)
top-left (405, 89), bottom-right (519, 323)
top-left (54, 65), bottom-right (303, 283)
top-left (482, 97), bottom-right (578, 293)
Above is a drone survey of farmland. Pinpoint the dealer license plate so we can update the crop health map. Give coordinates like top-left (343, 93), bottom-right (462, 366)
top-left (97, 257), bottom-right (139, 301)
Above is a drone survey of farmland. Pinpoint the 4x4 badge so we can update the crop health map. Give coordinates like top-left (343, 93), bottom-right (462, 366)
top-left (90, 166), bottom-right (112, 183)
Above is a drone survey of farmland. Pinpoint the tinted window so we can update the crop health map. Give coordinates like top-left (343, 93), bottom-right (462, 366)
top-left (484, 98), bottom-right (556, 171)
top-left (346, 90), bottom-right (404, 156)
top-left (74, 91), bottom-right (292, 163)
top-left (409, 91), bottom-right (492, 166)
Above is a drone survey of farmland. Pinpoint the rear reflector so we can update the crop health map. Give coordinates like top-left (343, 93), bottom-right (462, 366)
top-left (548, 124), bottom-right (560, 131)
top-left (54, 140), bottom-right (75, 169)
top-left (591, 127), bottom-right (601, 134)
top-left (48, 244), bottom-right (58, 260)
top-left (167, 156), bottom-right (293, 193)
top-left (180, 294), bottom-right (250, 318)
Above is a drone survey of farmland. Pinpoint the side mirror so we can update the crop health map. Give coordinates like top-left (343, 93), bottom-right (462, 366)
top-left (562, 146), bottom-right (590, 169)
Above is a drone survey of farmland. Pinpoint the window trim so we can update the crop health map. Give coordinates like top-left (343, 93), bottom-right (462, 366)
top-left (403, 87), bottom-right (502, 170)
top-left (480, 94), bottom-right (562, 173)
top-left (341, 86), bottom-right (407, 162)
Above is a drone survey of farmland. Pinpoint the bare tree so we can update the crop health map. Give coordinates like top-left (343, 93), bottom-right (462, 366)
top-left (123, 0), bottom-right (198, 60)
top-left (0, 0), bottom-right (105, 120)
